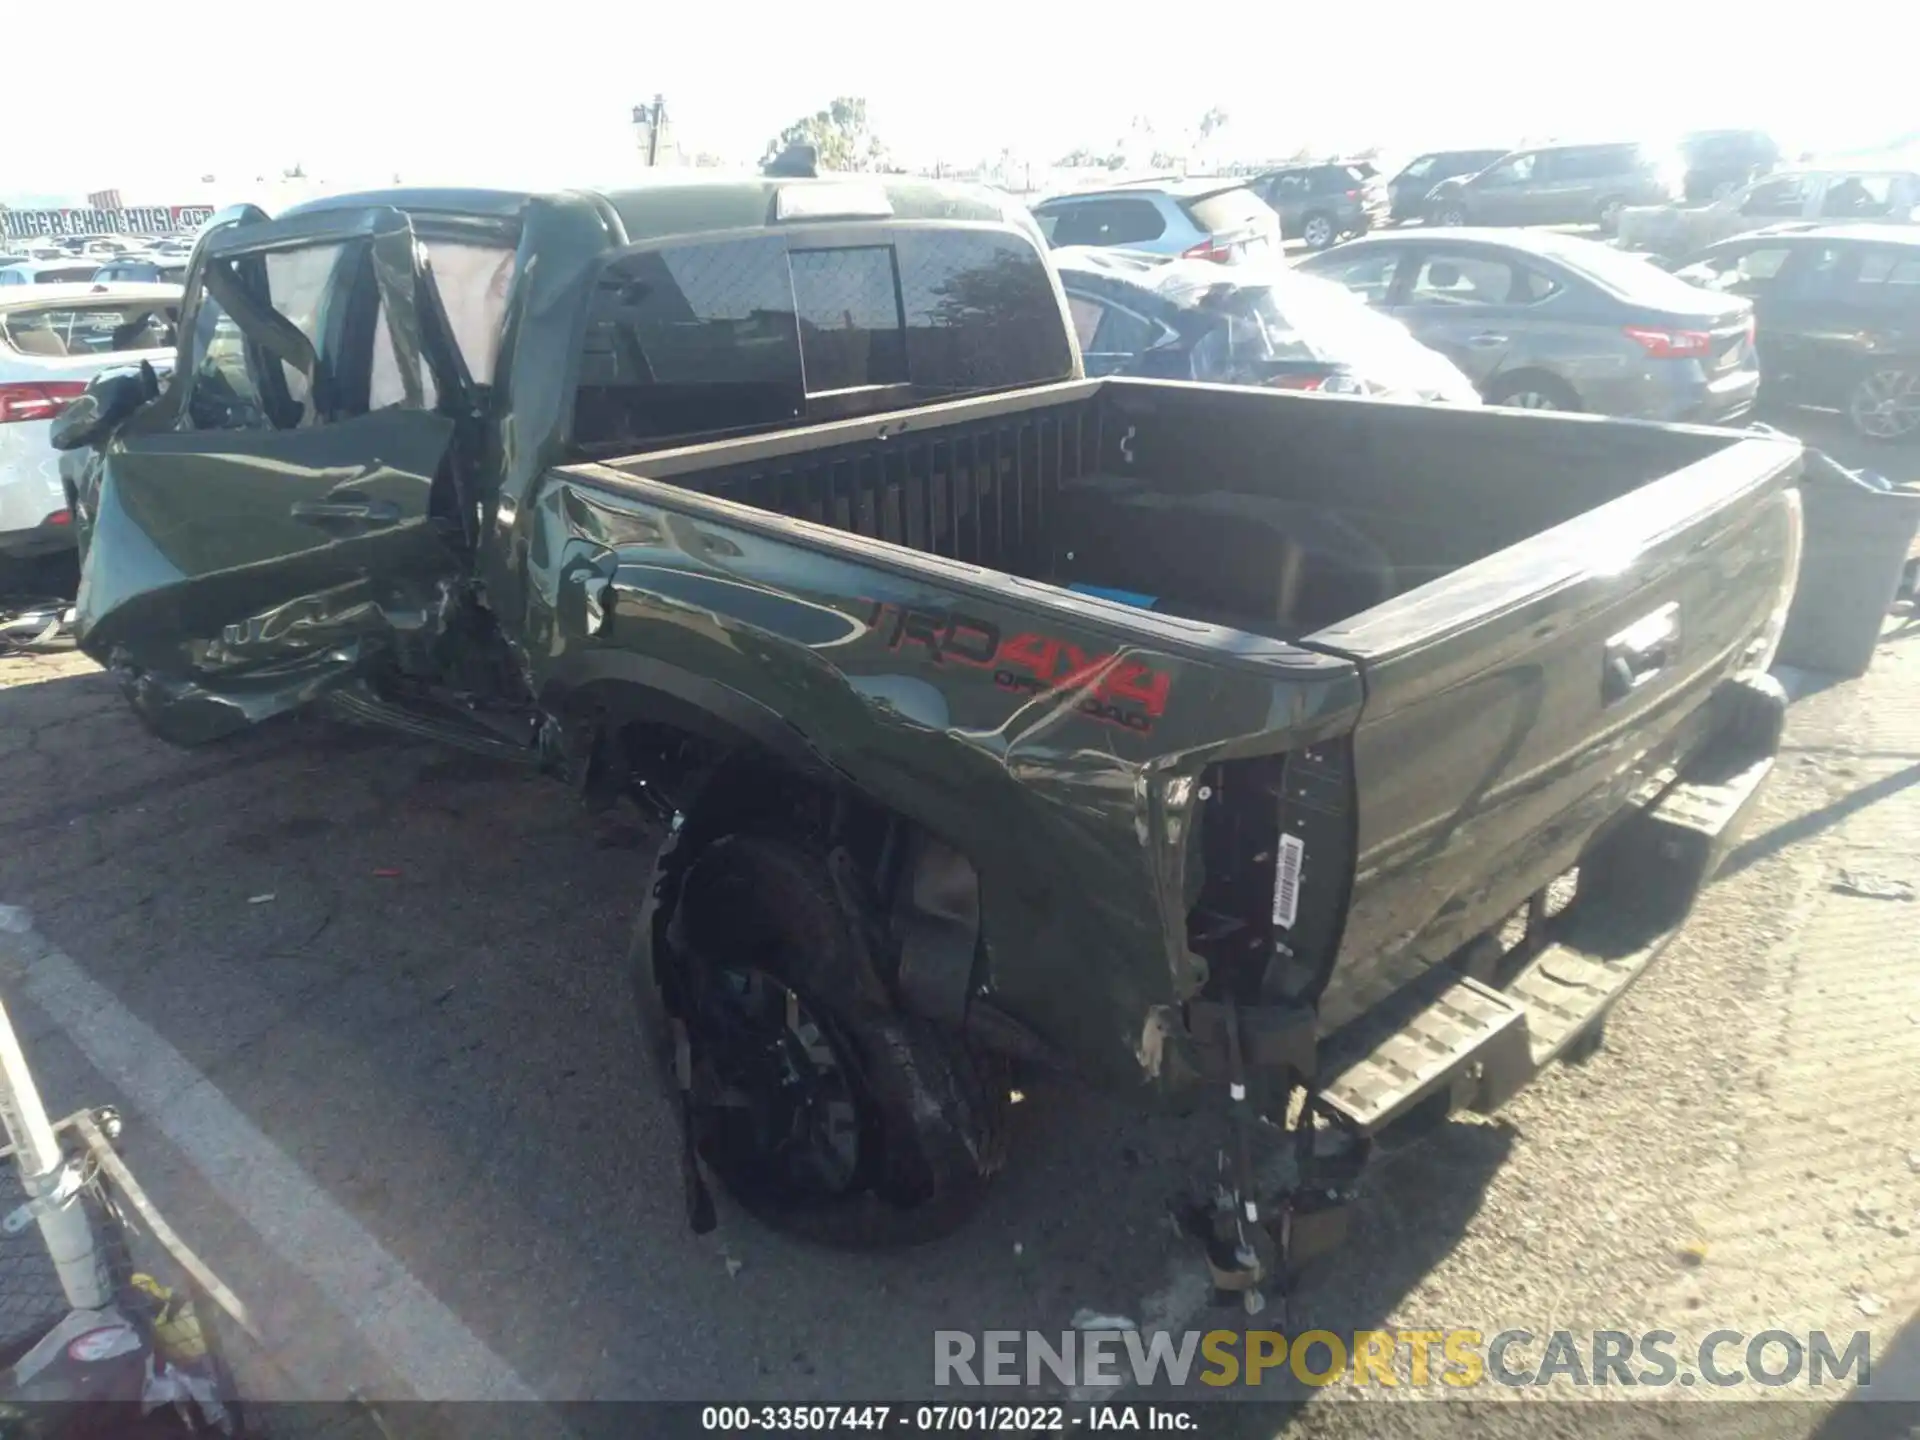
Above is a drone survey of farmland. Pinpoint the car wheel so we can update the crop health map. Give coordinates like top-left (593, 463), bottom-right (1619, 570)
top-left (1488, 374), bottom-right (1582, 412)
top-left (1596, 196), bottom-right (1627, 234)
top-left (1301, 212), bottom-right (1336, 250)
top-left (1848, 365), bottom-right (1920, 442)
top-left (1710, 180), bottom-right (1737, 201)
top-left (664, 833), bottom-right (1010, 1248)
top-left (1434, 203), bottom-right (1468, 228)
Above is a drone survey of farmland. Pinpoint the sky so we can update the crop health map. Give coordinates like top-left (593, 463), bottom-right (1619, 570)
top-left (6, 0), bottom-right (1913, 206)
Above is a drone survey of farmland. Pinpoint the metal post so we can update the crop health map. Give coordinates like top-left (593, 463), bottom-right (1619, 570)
top-left (0, 995), bottom-right (108, 1310)
top-left (647, 94), bottom-right (665, 168)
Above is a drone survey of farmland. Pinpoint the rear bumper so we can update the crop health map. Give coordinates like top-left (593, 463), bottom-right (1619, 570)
top-left (1320, 670), bottom-right (1785, 1132)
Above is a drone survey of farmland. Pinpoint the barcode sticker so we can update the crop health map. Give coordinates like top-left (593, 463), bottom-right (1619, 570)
top-left (1272, 832), bottom-right (1305, 931)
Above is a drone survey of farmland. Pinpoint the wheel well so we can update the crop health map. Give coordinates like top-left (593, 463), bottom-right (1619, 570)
top-left (599, 709), bottom-right (987, 1029)
top-left (1487, 368), bottom-right (1581, 409)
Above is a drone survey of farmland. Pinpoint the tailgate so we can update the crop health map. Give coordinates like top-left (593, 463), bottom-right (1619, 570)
top-left (1300, 432), bottom-right (1801, 1029)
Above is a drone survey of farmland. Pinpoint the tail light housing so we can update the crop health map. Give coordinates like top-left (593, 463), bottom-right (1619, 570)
top-left (0, 380), bottom-right (89, 425)
top-left (1623, 326), bottom-right (1712, 359)
top-left (1181, 236), bottom-right (1235, 264)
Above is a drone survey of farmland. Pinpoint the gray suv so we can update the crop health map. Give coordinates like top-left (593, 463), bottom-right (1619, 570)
top-left (1248, 163), bottom-right (1380, 251)
top-left (1426, 142), bottom-right (1681, 234)
top-left (1029, 178), bottom-right (1281, 264)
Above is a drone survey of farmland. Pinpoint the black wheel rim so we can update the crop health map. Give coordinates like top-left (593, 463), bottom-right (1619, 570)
top-left (690, 965), bottom-right (867, 1207)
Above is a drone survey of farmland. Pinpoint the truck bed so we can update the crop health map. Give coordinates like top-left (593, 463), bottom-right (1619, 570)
top-left (550, 377), bottom-right (1800, 1072)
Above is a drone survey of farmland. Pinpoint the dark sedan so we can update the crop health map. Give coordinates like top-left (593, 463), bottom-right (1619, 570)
top-left (1052, 247), bottom-right (1481, 402)
top-left (1671, 225), bottom-right (1920, 441)
top-left (1298, 228), bottom-right (1758, 422)
top-left (1384, 148), bottom-right (1510, 224)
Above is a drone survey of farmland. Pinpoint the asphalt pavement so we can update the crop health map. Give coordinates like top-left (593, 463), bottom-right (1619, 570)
top-left (0, 407), bottom-right (1915, 1429)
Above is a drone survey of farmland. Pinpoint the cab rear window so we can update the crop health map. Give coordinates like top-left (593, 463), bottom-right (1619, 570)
top-left (569, 228), bottom-right (1072, 454)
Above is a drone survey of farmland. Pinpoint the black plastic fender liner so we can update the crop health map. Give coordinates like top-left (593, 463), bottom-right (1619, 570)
top-left (891, 829), bottom-right (982, 1026)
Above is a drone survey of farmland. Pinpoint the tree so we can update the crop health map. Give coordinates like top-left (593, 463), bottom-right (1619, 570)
top-left (763, 97), bottom-right (888, 172)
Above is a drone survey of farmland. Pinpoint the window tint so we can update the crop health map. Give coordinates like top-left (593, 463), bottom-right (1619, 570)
top-left (1479, 154), bottom-right (1536, 187)
top-left (791, 246), bottom-right (907, 393)
top-left (1856, 249), bottom-right (1920, 288)
top-left (1047, 198), bottom-right (1166, 247)
top-left (1306, 248), bottom-right (1401, 303)
top-left (1405, 253), bottom-right (1516, 305)
top-left (570, 229), bottom-right (1071, 453)
top-left (1086, 301), bottom-right (1157, 356)
top-left (896, 229), bottom-right (1074, 391)
top-left (1402, 156), bottom-right (1436, 181)
top-left (1819, 174), bottom-right (1897, 219)
top-left (0, 301), bottom-right (177, 358)
top-left (572, 235), bottom-right (800, 450)
top-left (1740, 175), bottom-right (1809, 217)
top-left (36, 265), bottom-right (97, 284)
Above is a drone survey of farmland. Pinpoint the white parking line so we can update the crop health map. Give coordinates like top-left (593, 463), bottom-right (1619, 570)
top-left (0, 904), bottom-right (541, 1404)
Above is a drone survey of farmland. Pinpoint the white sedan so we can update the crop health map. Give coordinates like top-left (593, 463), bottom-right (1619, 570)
top-left (1, 283), bottom-right (180, 560)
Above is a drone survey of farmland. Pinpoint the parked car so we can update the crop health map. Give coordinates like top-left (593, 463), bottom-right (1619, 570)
top-left (1247, 163), bottom-right (1379, 251)
top-left (1426, 141), bottom-right (1682, 234)
top-left (0, 283), bottom-right (179, 559)
top-left (1618, 166), bottom-right (1920, 257)
top-left (1671, 225), bottom-right (1920, 441)
top-left (0, 260), bottom-right (109, 287)
top-left (1299, 227), bottom-right (1758, 422)
top-left (58, 180), bottom-right (1796, 1299)
top-left (1383, 148), bottom-right (1511, 225)
top-left (1053, 247), bottom-right (1480, 403)
top-left (1679, 129), bottom-right (1783, 203)
top-left (91, 256), bottom-right (191, 284)
top-left (1030, 177), bottom-right (1280, 263)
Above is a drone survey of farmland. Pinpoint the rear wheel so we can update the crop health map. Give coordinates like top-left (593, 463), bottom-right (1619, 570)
top-left (1487, 373), bottom-right (1581, 412)
top-left (1433, 202), bottom-right (1468, 228)
top-left (1596, 195), bottom-right (1627, 233)
top-left (1848, 365), bottom-right (1920, 442)
top-left (668, 833), bottom-right (1009, 1248)
top-left (1300, 212), bottom-right (1337, 250)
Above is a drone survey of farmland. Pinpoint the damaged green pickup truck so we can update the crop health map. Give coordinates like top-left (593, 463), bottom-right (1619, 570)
top-left (57, 174), bottom-right (1803, 1301)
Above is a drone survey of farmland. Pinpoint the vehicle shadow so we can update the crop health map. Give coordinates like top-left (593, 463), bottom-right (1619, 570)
top-left (1717, 757), bottom-right (1920, 881)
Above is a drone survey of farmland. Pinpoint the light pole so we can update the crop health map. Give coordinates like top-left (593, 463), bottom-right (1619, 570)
top-left (633, 95), bottom-right (668, 167)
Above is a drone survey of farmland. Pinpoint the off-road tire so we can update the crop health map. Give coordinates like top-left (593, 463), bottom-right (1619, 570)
top-left (667, 832), bottom-right (1009, 1248)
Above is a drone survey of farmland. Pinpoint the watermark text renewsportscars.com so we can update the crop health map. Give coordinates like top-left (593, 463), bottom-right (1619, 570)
top-left (934, 1328), bottom-right (1873, 1390)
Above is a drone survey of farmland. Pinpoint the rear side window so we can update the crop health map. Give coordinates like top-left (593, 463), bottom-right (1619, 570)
top-left (1404, 253), bottom-right (1520, 306)
top-left (1044, 199), bottom-right (1166, 247)
top-left (36, 265), bottom-right (98, 284)
top-left (1856, 249), bottom-right (1920, 289)
top-left (1819, 175), bottom-right (1899, 219)
top-left (1183, 187), bottom-right (1271, 232)
top-left (1304, 247), bottom-right (1401, 303)
top-left (0, 301), bottom-right (177, 357)
top-left (1550, 147), bottom-right (1632, 181)
top-left (570, 228), bottom-right (1072, 453)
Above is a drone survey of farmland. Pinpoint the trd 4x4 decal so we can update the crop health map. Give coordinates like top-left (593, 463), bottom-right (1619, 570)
top-left (862, 601), bottom-right (1171, 734)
